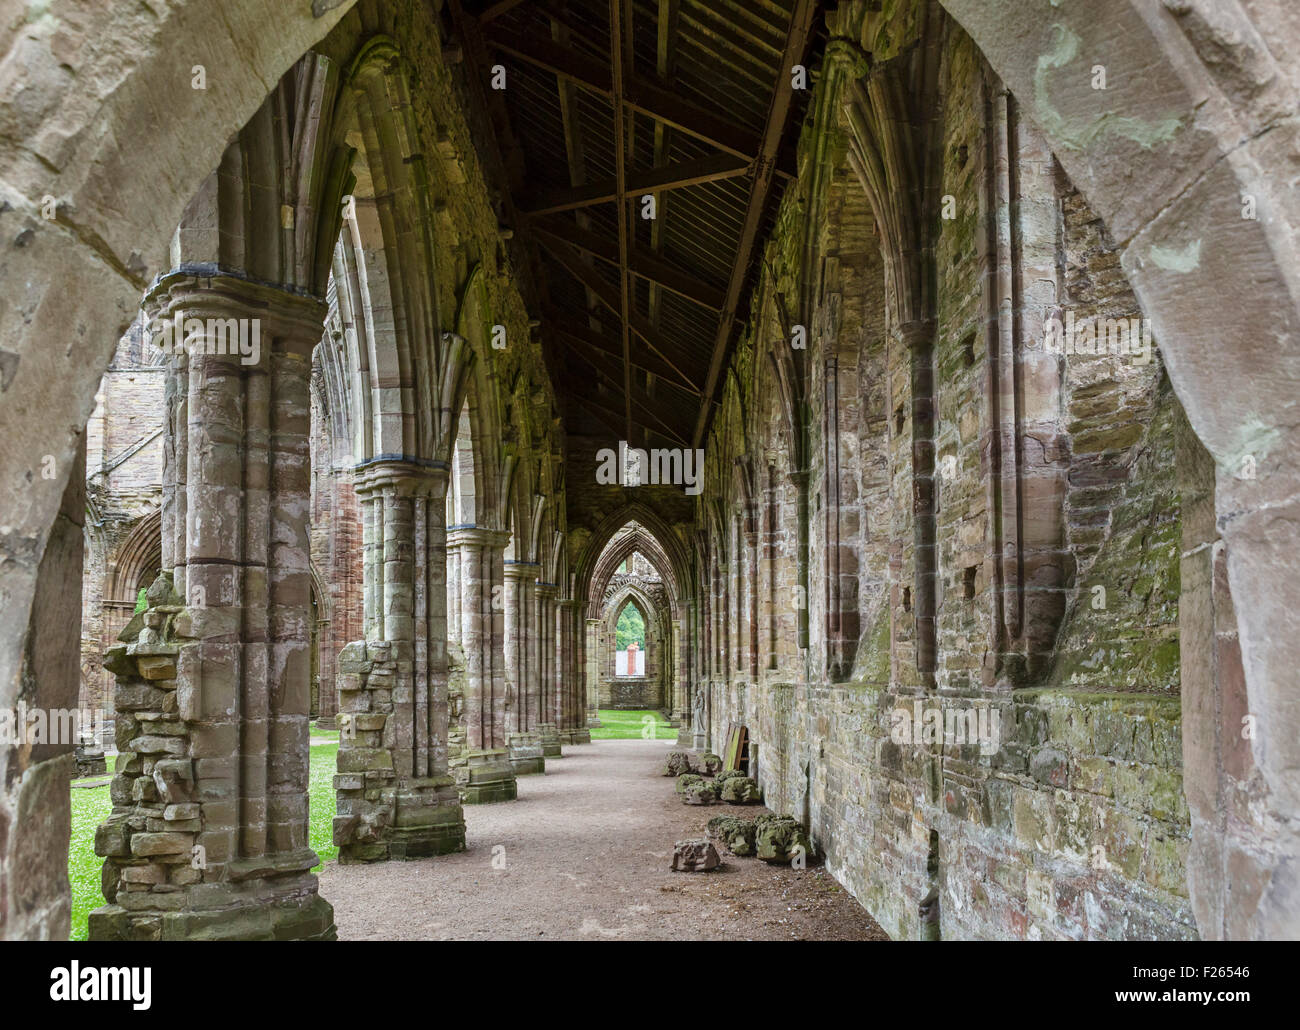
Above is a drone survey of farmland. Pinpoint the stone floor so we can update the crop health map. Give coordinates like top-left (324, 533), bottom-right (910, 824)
top-left (319, 739), bottom-right (889, 940)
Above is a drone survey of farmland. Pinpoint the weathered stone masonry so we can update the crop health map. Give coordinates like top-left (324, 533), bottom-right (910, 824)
top-left (696, 2), bottom-right (1198, 941)
top-left (4, 0), bottom-right (1300, 943)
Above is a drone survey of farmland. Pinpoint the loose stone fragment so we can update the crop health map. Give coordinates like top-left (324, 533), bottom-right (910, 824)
top-left (719, 775), bottom-right (762, 804)
top-left (707, 814), bottom-right (757, 857)
top-left (682, 779), bottom-right (719, 805)
top-left (671, 839), bottom-right (720, 872)
top-left (754, 814), bottom-right (812, 865)
top-left (675, 772), bottom-right (704, 794)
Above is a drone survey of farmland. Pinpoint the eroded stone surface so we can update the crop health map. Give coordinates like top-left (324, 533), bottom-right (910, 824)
top-left (671, 839), bottom-right (720, 872)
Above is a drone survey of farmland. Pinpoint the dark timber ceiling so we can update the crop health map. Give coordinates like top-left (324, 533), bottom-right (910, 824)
top-left (448, 0), bottom-right (823, 449)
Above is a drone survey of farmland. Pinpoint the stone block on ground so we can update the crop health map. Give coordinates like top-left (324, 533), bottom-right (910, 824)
top-left (755, 814), bottom-right (812, 865)
top-left (698, 751), bottom-right (723, 775)
top-left (671, 839), bottom-right (720, 872)
top-left (662, 750), bottom-right (696, 776)
top-left (707, 814), bottom-right (757, 857)
top-left (675, 772), bottom-right (704, 794)
top-left (719, 775), bottom-right (762, 804)
top-left (682, 779), bottom-right (719, 805)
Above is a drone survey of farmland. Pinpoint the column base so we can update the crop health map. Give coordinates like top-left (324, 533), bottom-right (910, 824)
top-left (538, 722), bottom-right (563, 758)
top-left (587, 710), bottom-right (602, 727)
top-left (507, 732), bottom-right (546, 775)
top-left (568, 728), bottom-right (592, 744)
top-left (89, 854), bottom-right (335, 941)
top-left (460, 748), bottom-right (519, 803)
top-left (314, 715), bottom-right (337, 731)
top-left (336, 776), bottom-right (466, 863)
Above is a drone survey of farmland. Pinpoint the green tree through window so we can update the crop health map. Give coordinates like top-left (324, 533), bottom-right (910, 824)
top-left (615, 602), bottom-right (645, 650)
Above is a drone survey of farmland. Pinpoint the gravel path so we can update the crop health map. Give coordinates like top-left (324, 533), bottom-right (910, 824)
top-left (318, 738), bottom-right (888, 940)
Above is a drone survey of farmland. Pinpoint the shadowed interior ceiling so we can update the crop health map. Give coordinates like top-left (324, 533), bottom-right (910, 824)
top-left (446, 0), bottom-right (824, 449)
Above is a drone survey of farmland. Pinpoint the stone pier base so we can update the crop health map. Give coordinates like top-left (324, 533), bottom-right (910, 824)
top-left (460, 749), bottom-right (519, 803)
top-left (508, 732), bottom-right (546, 775)
top-left (336, 777), bottom-right (466, 863)
top-left (89, 852), bottom-right (336, 941)
top-left (538, 723), bottom-right (563, 758)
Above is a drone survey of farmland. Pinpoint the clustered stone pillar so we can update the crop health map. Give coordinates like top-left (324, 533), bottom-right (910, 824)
top-left (557, 598), bottom-right (590, 744)
top-left (675, 612), bottom-right (691, 726)
top-left (332, 460), bottom-right (466, 862)
top-left (316, 470), bottom-right (362, 729)
top-left (92, 272), bottom-right (335, 941)
top-left (503, 562), bottom-right (545, 774)
top-left (585, 615), bottom-right (602, 727)
top-left (535, 582), bottom-right (563, 755)
top-left (452, 528), bottom-right (517, 802)
top-left (684, 597), bottom-right (706, 748)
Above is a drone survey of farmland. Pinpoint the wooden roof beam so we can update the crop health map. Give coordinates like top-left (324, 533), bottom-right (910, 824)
top-left (532, 233), bottom-right (701, 395)
top-left (609, 0), bottom-right (633, 442)
top-left (552, 319), bottom-right (701, 395)
top-left (571, 374), bottom-right (691, 448)
top-left (481, 26), bottom-right (795, 177)
top-left (692, 0), bottom-right (818, 448)
top-left (529, 216), bottom-right (726, 311)
top-left (520, 152), bottom-right (751, 215)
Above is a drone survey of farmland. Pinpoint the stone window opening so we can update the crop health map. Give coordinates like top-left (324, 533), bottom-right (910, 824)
top-left (614, 599), bottom-right (647, 678)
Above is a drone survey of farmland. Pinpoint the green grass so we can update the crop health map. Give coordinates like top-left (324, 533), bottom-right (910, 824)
top-left (68, 740), bottom-right (339, 940)
top-left (68, 776), bottom-right (113, 942)
top-left (309, 741), bottom-right (338, 870)
top-left (589, 709), bottom-right (678, 740)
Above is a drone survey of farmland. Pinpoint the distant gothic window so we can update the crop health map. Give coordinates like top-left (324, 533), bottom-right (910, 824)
top-left (615, 600), bottom-right (646, 677)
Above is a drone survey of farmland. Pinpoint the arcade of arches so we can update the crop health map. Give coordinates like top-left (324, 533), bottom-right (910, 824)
top-left (3, 0), bottom-right (1299, 941)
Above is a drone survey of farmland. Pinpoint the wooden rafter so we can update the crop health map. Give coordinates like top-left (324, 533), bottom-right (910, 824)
top-left (529, 216), bottom-right (725, 311)
top-left (477, 0), bottom-right (533, 25)
top-left (520, 153), bottom-right (750, 216)
top-left (459, 1), bottom-right (820, 446)
top-left (692, 0), bottom-right (818, 448)
top-left (565, 373), bottom-right (689, 447)
top-left (552, 318), bottom-right (701, 396)
top-left (481, 26), bottom-right (795, 176)
top-left (531, 231), bottom-right (701, 395)
top-left (648, 0), bottom-right (681, 340)
top-left (609, 0), bottom-right (633, 442)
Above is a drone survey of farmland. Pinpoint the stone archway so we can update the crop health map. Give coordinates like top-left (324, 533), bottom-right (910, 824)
top-left (936, 0), bottom-right (1300, 944)
top-left (0, 0), bottom-right (360, 943)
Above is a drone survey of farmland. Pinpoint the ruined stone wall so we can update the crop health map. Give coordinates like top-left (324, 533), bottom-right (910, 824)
top-left (81, 325), bottom-right (164, 735)
top-left (700, 21), bottom-right (1195, 940)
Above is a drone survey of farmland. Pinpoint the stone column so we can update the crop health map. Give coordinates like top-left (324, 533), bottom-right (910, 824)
top-left (536, 582), bottom-right (563, 757)
top-left (680, 599), bottom-right (702, 747)
top-left (451, 528), bottom-right (517, 802)
top-left (504, 562), bottom-right (544, 774)
top-left (691, 595), bottom-right (702, 749)
top-left (559, 599), bottom-right (590, 744)
top-left (92, 272), bottom-right (335, 941)
top-left (447, 538), bottom-right (462, 649)
top-left (331, 459), bottom-right (466, 863)
top-left (317, 468), bottom-right (362, 730)
top-left (585, 616), bottom-right (602, 727)
top-left (536, 583), bottom-right (563, 753)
